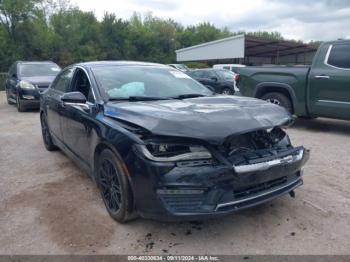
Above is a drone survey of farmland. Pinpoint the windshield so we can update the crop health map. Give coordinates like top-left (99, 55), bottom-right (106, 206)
top-left (19, 63), bottom-right (61, 77)
top-left (91, 66), bottom-right (212, 100)
top-left (216, 70), bottom-right (234, 80)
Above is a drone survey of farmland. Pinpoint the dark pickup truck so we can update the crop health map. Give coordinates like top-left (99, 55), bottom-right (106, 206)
top-left (237, 39), bottom-right (350, 120)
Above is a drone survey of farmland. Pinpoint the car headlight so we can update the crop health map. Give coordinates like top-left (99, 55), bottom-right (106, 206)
top-left (19, 81), bottom-right (36, 89)
top-left (135, 143), bottom-right (212, 162)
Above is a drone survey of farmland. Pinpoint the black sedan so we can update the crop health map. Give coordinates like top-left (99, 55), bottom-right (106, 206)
top-left (40, 61), bottom-right (309, 222)
top-left (5, 61), bottom-right (61, 111)
top-left (188, 69), bottom-right (236, 95)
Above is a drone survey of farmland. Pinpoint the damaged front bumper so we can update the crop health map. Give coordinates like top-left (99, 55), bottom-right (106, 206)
top-left (127, 146), bottom-right (310, 221)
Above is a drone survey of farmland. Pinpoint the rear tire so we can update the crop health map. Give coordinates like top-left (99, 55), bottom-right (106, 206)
top-left (96, 149), bottom-right (135, 223)
top-left (261, 92), bottom-right (293, 113)
top-left (40, 113), bottom-right (58, 151)
top-left (222, 88), bottom-right (234, 95)
top-left (6, 89), bottom-right (14, 105)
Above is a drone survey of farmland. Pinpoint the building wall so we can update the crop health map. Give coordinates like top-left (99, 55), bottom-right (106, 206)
top-left (176, 35), bottom-right (245, 62)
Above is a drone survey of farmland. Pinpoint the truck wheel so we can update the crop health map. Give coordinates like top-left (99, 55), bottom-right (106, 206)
top-left (261, 92), bottom-right (292, 113)
top-left (96, 149), bottom-right (136, 223)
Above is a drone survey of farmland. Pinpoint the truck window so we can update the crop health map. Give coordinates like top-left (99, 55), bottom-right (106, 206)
top-left (327, 44), bottom-right (350, 69)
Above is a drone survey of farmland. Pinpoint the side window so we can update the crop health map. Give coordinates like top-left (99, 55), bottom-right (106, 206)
top-left (202, 70), bottom-right (216, 79)
top-left (70, 69), bottom-right (94, 103)
top-left (192, 71), bottom-right (204, 78)
top-left (327, 44), bottom-right (350, 69)
top-left (51, 68), bottom-right (74, 93)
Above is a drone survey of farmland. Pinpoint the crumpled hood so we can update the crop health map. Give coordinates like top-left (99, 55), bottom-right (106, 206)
top-left (104, 95), bottom-right (292, 144)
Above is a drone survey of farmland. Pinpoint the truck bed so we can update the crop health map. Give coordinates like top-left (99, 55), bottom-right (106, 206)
top-left (237, 66), bottom-right (311, 116)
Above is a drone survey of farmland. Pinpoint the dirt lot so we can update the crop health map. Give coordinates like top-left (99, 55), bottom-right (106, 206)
top-left (0, 91), bottom-right (349, 255)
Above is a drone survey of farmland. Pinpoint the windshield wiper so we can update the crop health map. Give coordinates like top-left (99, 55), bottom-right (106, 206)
top-left (108, 96), bottom-right (171, 102)
top-left (171, 94), bottom-right (207, 99)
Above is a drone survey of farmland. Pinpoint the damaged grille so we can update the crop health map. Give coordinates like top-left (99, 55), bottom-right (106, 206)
top-left (222, 127), bottom-right (292, 165)
top-left (233, 176), bottom-right (287, 199)
top-left (159, 194), bottom-right (204, 212)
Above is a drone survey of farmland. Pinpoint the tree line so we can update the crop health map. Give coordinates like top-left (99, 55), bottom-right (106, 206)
top-left (0, 0), bottom-right (314, 72)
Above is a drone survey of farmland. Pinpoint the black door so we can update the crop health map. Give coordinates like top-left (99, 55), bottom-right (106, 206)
top-left (191, 70), bottom-right (220, 92)
top-left (46, 68), bottom-right (74, 142)
top-left (60, 68), bottom-right (96, 167)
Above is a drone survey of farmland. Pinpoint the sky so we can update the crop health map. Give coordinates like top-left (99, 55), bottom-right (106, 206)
top-left (72, 0), bottom-right (350, 42)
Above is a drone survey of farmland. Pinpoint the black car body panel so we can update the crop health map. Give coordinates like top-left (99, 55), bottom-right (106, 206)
top-left (40, 61), bottom-right (309, 221)
top-left (104, 96), bottom-right (292, 145)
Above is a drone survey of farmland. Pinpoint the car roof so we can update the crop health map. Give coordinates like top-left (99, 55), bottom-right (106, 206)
top-left (16, 61), bottom-right (58, 65)
top-left (76, 61), bottom-right (168, 69)
top-left (324, 39), bottom-right (350, 45)
top-left (192, 68), bottom-right (226, 72)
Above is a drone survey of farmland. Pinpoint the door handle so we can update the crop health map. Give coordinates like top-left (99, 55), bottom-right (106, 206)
top-left (314, 75), bottom-right (330, 79)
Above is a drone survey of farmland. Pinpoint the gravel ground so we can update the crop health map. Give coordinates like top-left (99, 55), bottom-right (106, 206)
top-left (0, 91), bottom-right (349, 255)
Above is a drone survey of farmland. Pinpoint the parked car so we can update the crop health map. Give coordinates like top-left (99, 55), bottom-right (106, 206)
top-left (237, 39), bottom-right (350, 119)
top-left (167, 64), bottom-right (190, 72)
top-left (188, 68), bottom-right (237, 95)
top-left (40, 61), bottom-right (309, 222)
top-left (5, 61), bottom-right (61, 111)
top-left (213, 64), bottom-right (244, 93)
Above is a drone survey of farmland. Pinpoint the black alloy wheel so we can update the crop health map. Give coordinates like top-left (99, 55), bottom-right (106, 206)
top-left (99, 159), bottom-right (123, 213)
top-left (96, 149), bottom-right (135, 223)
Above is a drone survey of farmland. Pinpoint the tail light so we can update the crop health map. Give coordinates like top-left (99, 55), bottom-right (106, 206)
top-left (234, 74), bottom-right (240, 82)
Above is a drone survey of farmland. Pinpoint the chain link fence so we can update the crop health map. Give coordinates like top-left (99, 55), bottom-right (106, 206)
top-left (0, 73), bottom-right (7, 91)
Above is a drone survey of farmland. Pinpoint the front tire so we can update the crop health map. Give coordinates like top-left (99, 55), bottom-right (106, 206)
top-left (261, 92), bottom-right (293, 113)
top-left (96, 149), bottom-right (135, 223)
top-left (40, 113), bottom-right (58, 151)
top-left (16, 95), bottom-right (25, 112)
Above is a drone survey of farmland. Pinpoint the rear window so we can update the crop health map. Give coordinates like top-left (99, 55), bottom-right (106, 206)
top-left (19, 63), bottom-right (61, 77)
top-left (216, 70), bottom-right (234, 80)
top-left (327, 44), bottom-right (350, 69)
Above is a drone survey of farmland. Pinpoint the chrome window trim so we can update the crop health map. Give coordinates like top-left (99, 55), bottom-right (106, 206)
top-left (73, 66), bottom-right (97, 101)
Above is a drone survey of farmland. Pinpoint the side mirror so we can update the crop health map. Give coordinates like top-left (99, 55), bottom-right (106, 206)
top-left (61, 92), bottom-right (87, 104)
top-left (11, 73), bottom-right (17, 78)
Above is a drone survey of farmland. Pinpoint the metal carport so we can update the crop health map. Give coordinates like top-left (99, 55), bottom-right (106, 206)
top-left (176, 34), bottom-right (317, 65)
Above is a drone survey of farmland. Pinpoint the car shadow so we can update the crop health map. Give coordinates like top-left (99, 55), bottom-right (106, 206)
top-left (291, 117), bottom-right (350, 136)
